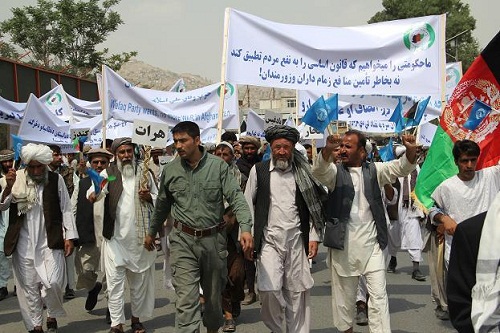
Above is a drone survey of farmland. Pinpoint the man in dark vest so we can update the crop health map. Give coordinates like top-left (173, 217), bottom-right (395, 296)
top-left (312, 130), bottom-right (418, 333)
top-left (3, 143), bottom-right (77, 333)
top-left (244, 125), bottom-right (326, 333)
top-left (88, 137), bottom-right (157, 333)
top-left (71, 148), bottom-right (113, 313)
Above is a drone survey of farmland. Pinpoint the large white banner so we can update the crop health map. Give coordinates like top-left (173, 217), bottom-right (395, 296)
top-left (18, 94), bottom-right (71, 145)
top-left (226, 9), bottom-right (445, 95)
top-left (104, 66), bottom-right (240, 129)
top-left (0, 96), bottom-right (24, 125)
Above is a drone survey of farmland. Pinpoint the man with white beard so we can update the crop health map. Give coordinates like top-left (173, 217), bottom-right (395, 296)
top-left (244, 125), bottom-right (326, 333)
top-left (3, 143), bottom-right (77, 333)
top-left (88, 137), bottom-right (158, 333)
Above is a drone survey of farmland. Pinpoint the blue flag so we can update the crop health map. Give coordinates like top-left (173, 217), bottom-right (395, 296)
top-left (11, 134), bottom-right (23, 161)
top-left (262, 144), bottom-right (271, 161)
top-left (406, 96), bottom-right (431, 128)
top-left (378, 138), bottom-right (395, 162)
top-left (302, 96), bottom-right (330, 132)
top-left (325, 94), bottom-right (339, 121)
top-left (388, 99), bottom-right (404, 134)
top-left (462, 99), bottom-right (492, 131)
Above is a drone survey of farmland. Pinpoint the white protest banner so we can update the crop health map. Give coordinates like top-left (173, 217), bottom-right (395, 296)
top-left (71, 115), bottom-right (133, 147)
top-left (348, 120), bottom-right (396, 133)
top-left (40, 85), bottom-right (74, 122)
top-left (169, 78), bottom-right (186, 92)
top-left (226, 9), bottom-right (445, 96)
top-left (104, 66), bottom-right (240, 130)
top-left (301, 125), bottom-right (324, 139)
top-left (66, 93), bottom-right (101, 118)
top-left (418, 121), bottom-right (438, 146)
top-left (18, 94), bottom-right (71, 145)
top-left (0, 96), bottom-right (24, 126)
top-left (445, 62), bottom-right (463, 102)
top-left (245, 110), bottom-right (265, 138)
top-left (264, 110), bottom-right (282, 129)
top-left (70, 128), bottom-right (90, 141)
top-left (132, 119), bottom-right (169, 147)
top-left (297, 90), bottom-right (324, 117)
top-left (338, 94), bottom-right (441, 122)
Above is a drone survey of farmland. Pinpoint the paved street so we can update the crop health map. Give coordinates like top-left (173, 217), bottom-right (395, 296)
top-left (0, 246), bottom-right (455, 332)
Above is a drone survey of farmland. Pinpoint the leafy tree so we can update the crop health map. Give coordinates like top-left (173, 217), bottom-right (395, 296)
top-left (0, 32), bottom-right (19, 59)
top-left (369, 0), bottom-right (479, 71)
top-left (0, 0), bottom-right (136, 76)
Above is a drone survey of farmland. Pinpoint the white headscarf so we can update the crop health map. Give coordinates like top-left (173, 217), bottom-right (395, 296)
top-left (21, 143), bottom-right (53, 165)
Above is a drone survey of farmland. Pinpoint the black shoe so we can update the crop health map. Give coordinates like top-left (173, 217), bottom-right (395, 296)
top-left (106, 308), bottom-right (111, 324)
top-left (387, 256), bottom-right (397, 273)
top-left (232, 301), bottom-right (241, 318)
top-left (435, 306), bottom-right (449, 320)
top-left (13, 285), bottom-right (17, 296)
top-left (412, 269), bottom-right (426, 281)
top-left (355, 301), bottom-right (368, 326)
top-left (46, 319), bottom-right (58, 333)
top-left (64, 286), bottom-right (75, 300)
top-left (85, 282), bottom-right (102, 311)
top-left (0, 287), bottom-right (8, 301)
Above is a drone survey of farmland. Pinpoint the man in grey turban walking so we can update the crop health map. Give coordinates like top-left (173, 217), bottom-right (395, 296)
top-left (244, 125), bottom-right (326, 333)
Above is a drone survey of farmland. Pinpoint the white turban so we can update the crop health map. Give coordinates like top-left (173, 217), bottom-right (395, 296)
top-left (21, 143), bottom-right (53, 165)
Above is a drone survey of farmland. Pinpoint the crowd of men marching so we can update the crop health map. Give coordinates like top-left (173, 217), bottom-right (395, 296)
top-left (0, 121), bottom-right (499, 333)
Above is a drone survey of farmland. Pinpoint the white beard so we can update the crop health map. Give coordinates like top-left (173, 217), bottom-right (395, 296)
top-left (274, 158), bottom-right (289, 171)
top-left (117, 158), bottom-right (135, 179)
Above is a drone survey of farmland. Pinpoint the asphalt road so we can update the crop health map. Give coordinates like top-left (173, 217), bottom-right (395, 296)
top-left (0, 246), bottom-right (456, 332)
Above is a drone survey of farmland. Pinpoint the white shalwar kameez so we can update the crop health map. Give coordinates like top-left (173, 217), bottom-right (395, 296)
top-left (431, 165), bottom-right (500, 267)
top-left (245, 160), bottom-right (318, 333)
top-left (387, 174), bottom-right (425, 262)
top-left (313, 153), bottom-right (415, 333)
top-left (7, 175), bottom-right (77, 331)
top-left (95, 169), bottom-right (158, 327)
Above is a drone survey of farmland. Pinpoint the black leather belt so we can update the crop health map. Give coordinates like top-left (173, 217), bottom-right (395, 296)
top-left (174, 220), bottom-right (226, 238)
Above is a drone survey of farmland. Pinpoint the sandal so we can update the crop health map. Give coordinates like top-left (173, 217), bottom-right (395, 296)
top-left (131, 322), bottom-right (146, 333)
top-left (109, 326), bottom-right (123, 333)
top-left (222, 318), bottom-right (236, 332)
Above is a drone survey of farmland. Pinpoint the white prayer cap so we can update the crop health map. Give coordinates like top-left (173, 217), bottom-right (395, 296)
top-left (21, 143), bottom-right (53, 165)
top-left (217, 141), bottom-right (234, 154)
top-left (394, 145), bottom-right (406, 157)
top-left (365, 140), bottom-right (373, 156)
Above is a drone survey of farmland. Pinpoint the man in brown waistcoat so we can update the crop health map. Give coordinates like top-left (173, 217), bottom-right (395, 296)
top-left (3, 143), bottom-right (77, 333)
top-left (88, 137), bottom-right (157, 333)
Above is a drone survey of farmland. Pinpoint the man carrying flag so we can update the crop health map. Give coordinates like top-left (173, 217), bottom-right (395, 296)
top-left (414, 30), bottom-right (500, 328)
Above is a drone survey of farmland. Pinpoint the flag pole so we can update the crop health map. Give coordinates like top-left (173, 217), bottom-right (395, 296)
top-left (295, 90), bottom-right (299, 127)
top-left (216, 8), bottom-right (231, 143)
top-left (99, 65), bottom-right (107, 149)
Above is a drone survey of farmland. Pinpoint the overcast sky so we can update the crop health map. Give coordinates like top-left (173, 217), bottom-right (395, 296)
top-left (1, 0), bottom-right (497, 82)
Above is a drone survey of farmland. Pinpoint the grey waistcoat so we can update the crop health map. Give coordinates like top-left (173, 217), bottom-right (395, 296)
top-left (326, 162), bottom-right (388, 250)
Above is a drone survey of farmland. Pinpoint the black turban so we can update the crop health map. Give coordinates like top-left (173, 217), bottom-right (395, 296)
top-left (264, 125), bottom-right (300, 145)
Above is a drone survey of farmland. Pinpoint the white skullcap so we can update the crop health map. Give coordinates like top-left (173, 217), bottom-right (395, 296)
top-left (394, 145), bottom-right (406, 157)
top-left (21, 143), bottom-right (53, 165)
top-left (217, 141), bottom-right (234, 154)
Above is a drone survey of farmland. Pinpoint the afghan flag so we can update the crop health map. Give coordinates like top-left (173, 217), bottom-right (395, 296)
top-left (415, 30), bottom-right (500, 210)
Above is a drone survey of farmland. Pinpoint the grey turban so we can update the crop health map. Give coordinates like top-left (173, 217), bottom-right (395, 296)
top-left (0, 149), bottom-right (14, 162)
top-left (264, 125), bottom-right (300, 145)
top-left (239, 135), bottom-right (261, 149)
top-left (21, 143), bottom-right (53, 165)
top-left (110, 137), bottom-right (133, 154)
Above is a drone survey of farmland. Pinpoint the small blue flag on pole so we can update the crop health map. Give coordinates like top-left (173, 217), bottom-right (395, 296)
top-left (462, 99), bottom-right (492, 131)
top-left (11, 134), bottom-right (23, 161)
top-left (325, 94), bottom-right (339, 121)
top-left (378, 138), bottom-right (395, 162)
top-left (388, 99), bottom-right (404, 134)
top-left (406, 96), bottom-right (431, 128)
top-left (302, 96), bottom-right (330, 132)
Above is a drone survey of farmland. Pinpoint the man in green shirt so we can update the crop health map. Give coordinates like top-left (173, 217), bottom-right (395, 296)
top-left (144, 121), bottom-right (253, 333)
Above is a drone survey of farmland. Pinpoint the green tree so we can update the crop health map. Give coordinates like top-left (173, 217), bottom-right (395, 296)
top-left (0, 0), bottom-right (136, 76)
top-left (369, 0), bottom-right (479, 71)
top-left (0, 32), bottom-right (19, 59)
